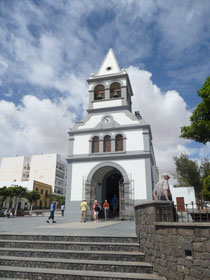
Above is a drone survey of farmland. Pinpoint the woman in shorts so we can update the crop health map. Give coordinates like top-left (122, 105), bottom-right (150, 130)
top-left (93, 200), bottom-right (101, 222)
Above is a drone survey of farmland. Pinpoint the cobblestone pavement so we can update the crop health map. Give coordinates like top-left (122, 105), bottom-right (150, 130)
top-left (0, 214), bottom-right (136, 236)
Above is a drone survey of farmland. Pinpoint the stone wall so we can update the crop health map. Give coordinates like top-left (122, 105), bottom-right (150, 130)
top-left (135, 201), bottom-right (210, 280)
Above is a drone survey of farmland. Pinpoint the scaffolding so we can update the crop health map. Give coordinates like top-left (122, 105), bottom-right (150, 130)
top-left (119, 173), bottom-right (135, 220)
top-left (82, 176), bottom-right (96, 220)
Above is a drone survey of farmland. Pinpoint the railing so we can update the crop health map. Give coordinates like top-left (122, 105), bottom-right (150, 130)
top-left (158, 202), bottom-right (210, 222)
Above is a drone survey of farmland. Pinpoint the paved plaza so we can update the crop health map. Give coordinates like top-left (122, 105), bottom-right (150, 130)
top-left (0, 213), bottom-right (136, 236)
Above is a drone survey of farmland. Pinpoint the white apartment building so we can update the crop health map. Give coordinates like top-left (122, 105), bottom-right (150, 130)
top-left (0, 154), bottom-right (67, 195)
top-left (0, 156), bottom-right (30, 182)
top-left (29, 154), bottom-right (67, 195)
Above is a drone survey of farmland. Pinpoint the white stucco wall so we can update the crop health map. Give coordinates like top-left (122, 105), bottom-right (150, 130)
top-left (29, 154), bottom-right (57, 190)
top-left (93, 99), bottom-right (122, 109)
top-left (170, 185), bottom-right (196, 206)
top-left (70, 161), bottom-right (98, 200)
top-left (115, 159), bottom-right (147, 200)
top-left (74, 135), bottom-right (90, 155)
top-left (73, 130), bottom-right (144, 155)
top-left (0, 156), bottom-right (28, 181)
top-left (125, 130), bottom-right (144, 151)
top-left (111, 112), bottom-right (139, 125)
top-left (78, 111), bottom-right (139, 130)
top-left (70, 159), bottom-right (147, 202)
top-left (78, 115), bottom-right (103, 129)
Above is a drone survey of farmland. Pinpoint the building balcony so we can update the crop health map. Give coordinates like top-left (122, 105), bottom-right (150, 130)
top-left (56, 166), bottom-right (66, 172)
top-left (55, 174), bottom-right (65, 180)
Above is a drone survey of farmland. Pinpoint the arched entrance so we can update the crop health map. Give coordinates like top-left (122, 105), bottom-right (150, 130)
top-left (84, 162), bottom-right (134, 220)
top-left (102, 170), bottom-right (123, 218)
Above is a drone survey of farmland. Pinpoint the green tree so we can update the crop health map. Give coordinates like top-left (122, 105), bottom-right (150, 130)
top-left (173, 154), bottom-right (202, 196)
top-left (8, 185), bottom-right (28, 216)
top-left (51, 195), bottom-right (65, 206)
top-left (25, 191), bottom-right (41, 216)
top-left (201, 175), bottom-right (210, 201)
top-left (200, 157), bottom-right (210, 181)
top-left (0, 186), bottom-right (12, 210)
top-left (180, 76), bottom-right (210, 144)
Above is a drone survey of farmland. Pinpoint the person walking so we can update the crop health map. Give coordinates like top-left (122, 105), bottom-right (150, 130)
top-left (80, 199), bottom-right (88, 222)
top-left (111, 194), bottom-right (118, 217)
top-left (103, 200), bottom-right (109, 220)
top-left (9, 208), bottom-right (13, 218)
top-left (153, 173), bottom-right (172, 201)
top-left (61, 204), bottom-right (65, 216)
top-left (4, 208), bottom-right (9, 218)
top-left (93, 200), bottom-right (101, 222)
top-left (46, 200), bottom-right (56, 223)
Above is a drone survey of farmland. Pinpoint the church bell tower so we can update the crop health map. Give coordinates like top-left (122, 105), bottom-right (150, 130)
top-left (65, 49), bottom-right (158, 220)
top-left (87, 48), bottom-right (133, 112)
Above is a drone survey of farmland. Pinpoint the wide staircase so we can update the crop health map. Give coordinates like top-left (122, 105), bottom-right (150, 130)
top-left (0, 234), bottom-right (162, 279)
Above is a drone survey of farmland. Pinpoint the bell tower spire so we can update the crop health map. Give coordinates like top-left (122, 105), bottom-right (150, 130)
top-left (97, 48), bottom-right (121, 76)
top-left (87, 49), bottom-right (133, 113)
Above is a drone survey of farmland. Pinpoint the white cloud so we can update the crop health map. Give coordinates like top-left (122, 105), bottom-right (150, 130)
top-left (127, 66), bottom-right (193, 174)
top-left (156, 1), bottom-right (209, 57)
top-left (0, 0), bottom-right (209, 178)
top-left (0, 95), bottom-right (76, 158)
top-left (198, 143), bottom-right (210, 158)
top-left (0, 65), bottom-right (207, 179)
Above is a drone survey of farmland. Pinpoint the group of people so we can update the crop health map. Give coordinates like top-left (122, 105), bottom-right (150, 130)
top-left (80, 199), bottom-right (108, 223)
top-left (3, 208), bottom-right (13, 218)
top-left (80, 195), bottom-right (118, 223)
top-left (45, 172), bottom-right (172, 224)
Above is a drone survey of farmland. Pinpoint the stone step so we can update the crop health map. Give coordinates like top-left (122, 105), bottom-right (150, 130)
top-left (0, 239), bottom-right (140, 252)
top-left (0, 256), bottom-right (153, 274)
top-left (0, 234), bottom-right (138, 243)
top-left (0, 266), bottom-right (163, 280)
top-left (0, 278), bottom-right (27, 280)
top-left (0, 247), bottom-right (145, 262)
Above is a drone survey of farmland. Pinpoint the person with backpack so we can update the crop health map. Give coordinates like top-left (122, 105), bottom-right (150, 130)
top-left (93, 200), bottom-right (101, 222)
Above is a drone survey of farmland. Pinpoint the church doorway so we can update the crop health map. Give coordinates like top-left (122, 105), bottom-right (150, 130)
top-left (85, 165), bottom-right (126, 219)
top-left (102, 171), bottom-right (123, 218)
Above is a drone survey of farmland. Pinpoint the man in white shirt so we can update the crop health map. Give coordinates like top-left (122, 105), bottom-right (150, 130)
top-left (153, 173), bottom-right (172, 201)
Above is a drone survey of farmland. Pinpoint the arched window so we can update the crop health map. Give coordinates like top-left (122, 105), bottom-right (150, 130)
top-left (94, 85), bottom-right (105, 100)
top-left (115, 134), bottom-right (123, 151)
top-left (92, 136), bottom-right (99, 153)
top-left (104, 135), bottom-right (111, 152)
top-left (110, 82), bottom-right (121, 98)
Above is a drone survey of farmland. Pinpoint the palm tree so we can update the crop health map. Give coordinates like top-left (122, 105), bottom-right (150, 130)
top-left (26, 191), bottom-right (41, 216)
top-left (8, 186), bottom-right (28, 216)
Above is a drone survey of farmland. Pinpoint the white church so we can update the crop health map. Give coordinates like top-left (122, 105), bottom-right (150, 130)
top-left (65, 49), bottom-right (158, 220)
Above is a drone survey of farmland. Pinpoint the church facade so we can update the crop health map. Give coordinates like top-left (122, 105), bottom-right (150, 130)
top-left (65, 49), bottom-right (158, 220)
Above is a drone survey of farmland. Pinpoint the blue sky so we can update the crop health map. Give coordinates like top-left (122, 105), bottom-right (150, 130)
top-left (0, 0), bottom-right (209, 175)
